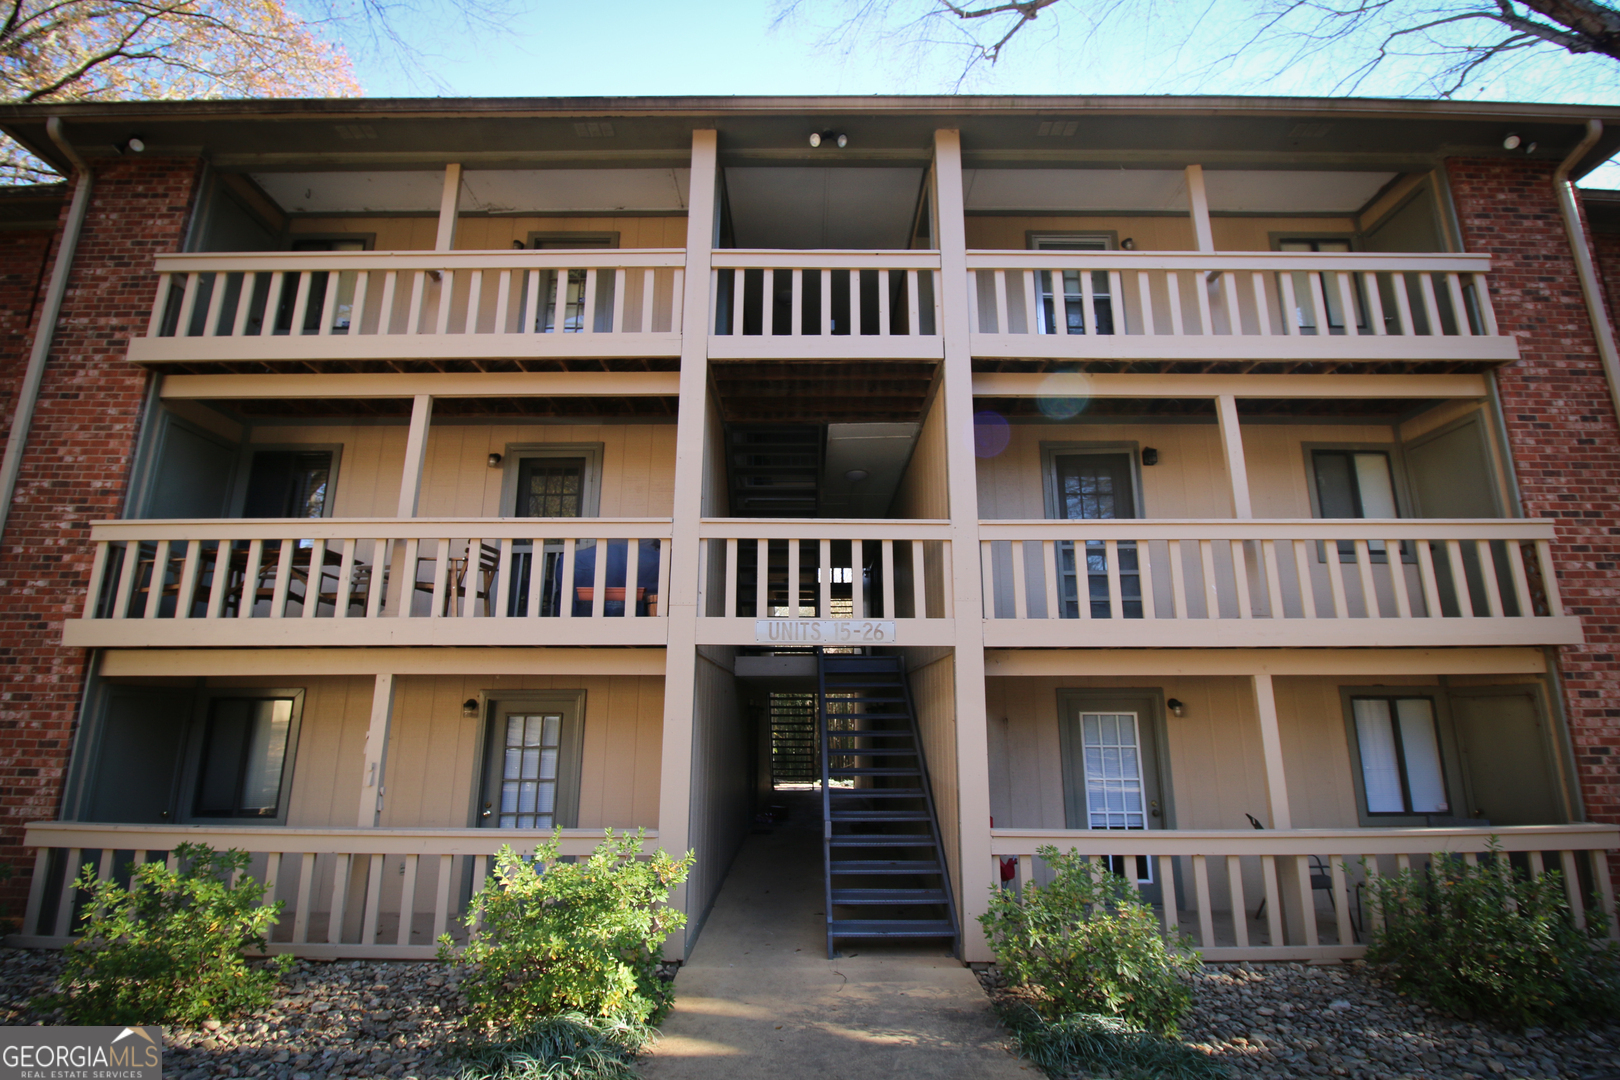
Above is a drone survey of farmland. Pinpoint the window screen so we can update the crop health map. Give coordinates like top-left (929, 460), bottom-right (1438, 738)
top-left (1313, 449), bottom-right (1398, 561)
top-left (193, 697), bottom-right (295, 818)
top-left (1052, 453), bottom-right (1140, 618)
top-left (1353, 697), bottom-right (1448, 815)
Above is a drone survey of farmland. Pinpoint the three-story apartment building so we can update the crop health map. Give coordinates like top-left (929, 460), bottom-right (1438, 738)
top-left (0, 96), bottom-right (1617, 963)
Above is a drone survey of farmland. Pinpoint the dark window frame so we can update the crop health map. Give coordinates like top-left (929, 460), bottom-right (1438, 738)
top-left (178, 688), bottom-right (306, 827)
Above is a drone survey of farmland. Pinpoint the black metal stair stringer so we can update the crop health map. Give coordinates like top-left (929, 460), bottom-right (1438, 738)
top-left (818, 649), bottom-right (960, 958)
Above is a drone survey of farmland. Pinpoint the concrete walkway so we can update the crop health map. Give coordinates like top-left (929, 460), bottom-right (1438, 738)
top-left (642, 791), bottom-right (1032, 1079)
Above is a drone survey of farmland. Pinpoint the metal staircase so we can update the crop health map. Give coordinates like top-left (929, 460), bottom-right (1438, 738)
top-left (818, 651), bottom-right (959, 958)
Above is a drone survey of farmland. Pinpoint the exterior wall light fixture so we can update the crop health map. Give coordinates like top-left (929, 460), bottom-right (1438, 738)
top-left (1503, 134), bottom-right (1522, 150)
top-left (462, 698), bottom-right (480, 718)
top-left (809, 131), bottom-right (848, 148)
top-left (487, 453), bottom-right (503, 468)
top-left (122, 137), bottom-right (146, 154)
top-left (844, 469), bottom-right (869, 482)
top-left (1167, 697), bottom-right (1185, 717)
top-left (1141, 447), bottom-right (1159, 466)
top-left (1120, 238), bottom-right (1136, 250)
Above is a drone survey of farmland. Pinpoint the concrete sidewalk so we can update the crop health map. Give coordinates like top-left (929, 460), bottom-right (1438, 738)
top-left (641, 792), bottom-right (1032, 1079)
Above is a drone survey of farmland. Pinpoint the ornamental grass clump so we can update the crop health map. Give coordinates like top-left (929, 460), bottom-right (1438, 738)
top-left (997, 1003), bottom-right (1230, 1080)
top-left (453, 1013), bottom-right (656, 1080)
top-left (1364, 841), bottom-right (1620, 1030)
top-left (440, 829), bottom-right (693, 1032)
top-left (979, 845), bottom-right (1202, 1036)
top-left (46, 843), bottom-right (290, 1026)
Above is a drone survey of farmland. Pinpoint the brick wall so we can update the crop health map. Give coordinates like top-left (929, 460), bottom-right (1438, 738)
top-left (1447, 158), bottom-right (1620, 839)
top-left (1591, 228), bottom-right (1620, 339)
top-left (0, 158), bottom-right (201, 922)
top-left (0, 228), bottom-right (57, 442)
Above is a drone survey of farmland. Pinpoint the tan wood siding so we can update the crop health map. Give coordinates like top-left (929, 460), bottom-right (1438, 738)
top-left (893, 388), bottom-right (949, 520)
top-left (907, 649), bottom-right (960, 912)
top-left (246, 423), bottom-right (677, 518)
top-left (964, 215), bottom-right (1357, 252)
top-left (685, 646), bottom-right (750, 951)
top-left (287, 216), bottom-right (688, 252)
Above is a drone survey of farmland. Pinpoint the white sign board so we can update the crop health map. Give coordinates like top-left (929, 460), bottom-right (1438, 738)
top-left (754, 619), bottom-right (897, 645)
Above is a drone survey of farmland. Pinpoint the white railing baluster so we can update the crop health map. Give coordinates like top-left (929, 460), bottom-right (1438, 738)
top-left (348, 271), bottom-right (369, 335)
top-left (581, 269), bottom-right (599, 334)
top-left (148, 273), bottom-right (173, 335)
top-left (611, 268), bottom-right (627, 334)
top-left (1445, 539), bottom-right (1474, 617)
top-left (878, 268), bottom-right (892, 336)
top-left (175, 273), bottom-right (202, 336)
top-left (142, 540), bottom-right (170, 618)
top-left (1166, 271), bottom-right (1185, 336)
top-left (1278, 272), bottom-right (1298, 335)
top-left (465, 270), bottom-right (483, 335)
top-left (174, 539), bottom-right (202, 619)
top-left (406, 271), bottom-right (427, 334)
top-left (907, 268), bottom-right (922, 335)
top-left (1251, 271), bottom-right (1272, 336)
top-left (591, 539), bottom-right (609, 618)
top-left (1364, 272), bottom-right (1386, 335)
top-left (1446, 273), bottom-right (1472, 336)
top-left (789, 268), bottom-right (802, 336)
top-left (377, 271), bottom-right (398, 336)
top-left (289, 271), bottom-right (313, 334)
top-left (993, 269), bottom-right (1009, 336)
top-left (1419, 272), bottom-right (1443, 336)
top-left (434, 271), bottom-right (454, 335)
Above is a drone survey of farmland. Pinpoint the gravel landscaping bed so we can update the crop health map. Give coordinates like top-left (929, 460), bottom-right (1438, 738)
top-left (978, 960), bottom-right (1620, 1080)
top-left (1, 948), bottom-right (469, 1080)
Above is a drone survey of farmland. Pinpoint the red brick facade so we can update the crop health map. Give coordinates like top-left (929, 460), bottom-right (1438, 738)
top-left (0, 158), bottom-right (201, 921)
top-left (1447, 158), bottom-right (1620, 834)
top-left (0, 227), bottom-right (57, 441)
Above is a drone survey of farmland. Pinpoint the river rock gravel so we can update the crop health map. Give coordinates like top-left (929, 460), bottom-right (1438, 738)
top-left (977, 959), bottom-right (1620, 1080)
top-left (1, 947), bottom-right (470, 1080)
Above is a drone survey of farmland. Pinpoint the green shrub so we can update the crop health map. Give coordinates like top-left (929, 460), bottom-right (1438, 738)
top-left (1364, 842), bottom-right (1620, 1030)
top-left (997, 1002), bottom-right (1231, 1080)
top-left (454, 1014), bottom-right (655, 1080)
top-left (440, 829), bottom-right (693, 1030)
top-left (49, 843), bottom-right (290, 1026)
top-left (979, 846), bottom-right (1201, 1035)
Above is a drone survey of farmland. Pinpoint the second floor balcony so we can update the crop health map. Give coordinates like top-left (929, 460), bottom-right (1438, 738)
top-left (128, 247), bottom-right (1515, 369)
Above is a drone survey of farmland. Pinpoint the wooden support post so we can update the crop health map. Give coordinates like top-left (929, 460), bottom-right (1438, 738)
top-left (657, 129), bottom-right (719, 960)
top-left (397, 395), bottom-right (433, 518)
top-left (1216, 393), bottom-right (1252, 519)
top-left (935, 129), bottom-right (995, 962)
top-left (357, 673), bottom-right (396, 827)
top-left (435, 165), bottom-right (462, 252)
top-left (1251, 673), bottom-right (1290, 830)
top-left (1185, 165), bottom-right (1215, 253)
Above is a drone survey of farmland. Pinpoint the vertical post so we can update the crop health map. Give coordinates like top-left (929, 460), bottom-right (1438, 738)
top-left (1216, 393), bottom-right (1252, 519)
top-left (358, 673), bottom-right (396, 827)
top-left (1251, 673), bottom-right (1290, 829)
top-left (1185, 165), bottom-right (1215, 253)
top-left (436, 164), bottom-right (462, 252)
top-left (934, 129), bottom-right (995, 962)
top-left (397, 395), bottom-right (433, 518)
top-left (658, 129), bottom-right (719, 959)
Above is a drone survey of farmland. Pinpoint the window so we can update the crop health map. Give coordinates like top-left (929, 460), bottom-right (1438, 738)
top-left (1310, 448), bottom-right (1399, 561)
top-left (1079, 712), bottom-right (1148, 830)
top-left (1058, 692), bottom-right (1166, 891)
top-left (525, 236), bottom-right (618, 333)
top-left (1031, 235), bottom-right (1113, 335)
top-left (1048, 450), bottom-right (1141, 618)
top-left (1351, 697), bottom-right (1449, 816)
top-left (190, 696), bottom-right (299, 820)
top-left (516, 457), bottom-right (586, 518)
top-left (479, 695), bottom-right (585, 829)
top-left (282, 238), bottom-right (368, 333)
top-left (1278, 238), bottom-right (1363, 334)
top-left (242, 450), bottom-right (334, 518)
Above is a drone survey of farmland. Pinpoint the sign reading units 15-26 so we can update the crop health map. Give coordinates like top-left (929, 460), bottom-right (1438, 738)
top-left (755, 619), bottom-right (896, 644)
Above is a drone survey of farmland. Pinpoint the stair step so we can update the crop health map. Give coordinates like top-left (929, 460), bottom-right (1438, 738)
top-left (828, 767), bottom-right (921, 776)
top-left (829, 860), bottom-right (943, 875)
top-left (827, 788), bottom-right (925, 799)
top-left (824, 748), bottom-right (917, 757)
top-left (828, 835), bottom-right (937, 847)
top-left (828, 919), bottom-right (957, 938)
top-left (829, 810), bottom-right (931, 822)
top-left (831, 888), bottom-right (949, 905)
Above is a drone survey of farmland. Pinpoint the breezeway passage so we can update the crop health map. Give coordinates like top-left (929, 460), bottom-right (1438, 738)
top-left (640, 790), bottom-right (1030, 1080)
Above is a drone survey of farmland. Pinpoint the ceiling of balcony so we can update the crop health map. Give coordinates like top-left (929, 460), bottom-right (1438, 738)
top-left (723, 167), bottom-right (926, 248)
top-left (250, 168), bottom-right (691, 214)
top-left (962, 168), bottom-right (1398, 215)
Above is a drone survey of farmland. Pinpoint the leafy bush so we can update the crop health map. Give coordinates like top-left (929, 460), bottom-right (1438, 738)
top-left (1363, 842), bottom-right (1620, 1030)
top-left (997, 1002), bottom-right (1231, 1080)
top-left (454, 1014), bottom-right (655, 1080)
top-left (980, 846), bottom-right (1201, 1035)
top-left (49, 843), bottom-right (290, 1026)
top-left (441, 829), bottom-right (693, 1030)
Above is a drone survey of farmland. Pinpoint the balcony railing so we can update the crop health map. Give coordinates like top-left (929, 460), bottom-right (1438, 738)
top-left (14, 821), bottom-right (658, 959)
top-left (708, 251), bottom-right (943, 359)
top-left (966, 251), bottom-right (1517, 363)
top-left (129, 250), bottom-right (685, 364)
top-left (990, 824), bottom-right (1619, 962)
top-left (978, 519), bottom-right (1582, 649)
top-left (695, 519), bottom-right (954, 645)
top-left (63, 518), bottom-right (672, 648)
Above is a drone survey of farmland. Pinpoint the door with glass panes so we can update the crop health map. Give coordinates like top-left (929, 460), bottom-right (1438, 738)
top-left (1058, 691), bottom-right (1168, 904)
top-left (478, 695), bottom-right (584, 829)
top-left (1050, 451), bottom-right (1141, 618)
top-left (1032, 235), bottom-right (1113, 335)
top-left (509, 456), bottom-right (587, 617)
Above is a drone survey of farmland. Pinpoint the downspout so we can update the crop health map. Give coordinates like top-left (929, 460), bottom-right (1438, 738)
top-left (0, 118), bottom-right (93, 541)
top-left (1554, 120), bottom-right (1620, 427)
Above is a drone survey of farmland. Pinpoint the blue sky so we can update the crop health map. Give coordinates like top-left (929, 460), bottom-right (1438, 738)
top-left (346, 0), bottom-right (1617, 184)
